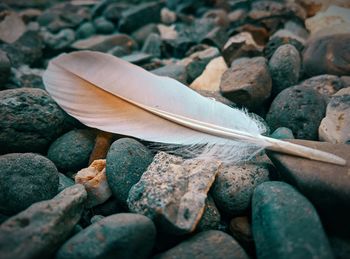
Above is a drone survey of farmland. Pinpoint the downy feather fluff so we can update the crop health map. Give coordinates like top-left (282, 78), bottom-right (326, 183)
top-left (43, 51), bottom-right (346, 165)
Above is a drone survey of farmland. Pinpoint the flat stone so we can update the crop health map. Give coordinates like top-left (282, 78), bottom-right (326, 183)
top-left (154, 230), bottom-right (249, 259)
top-left (75, 159), bottom-right (112, 208)
top-left (303, 33), bottom-right (350, 76)
top-left (0, 88), bottom-right (67, 154)
top-left (0, 153), bottom-right (59, 215)
top-left (0, 184), bottom-right (87, 259)
top-left (267, 139), bottom-right (350, 234)
top-left (56, 213), bottom-right (156, 259)
top-left (222, 32), bottom-right (263, 66)
top-left (252, 181), bottom-right (334, 259)
top-left (0, 11), bottom-right (26, 43)
top-left (266, 85), bottom-right (326, 140)
top-left (190, 56), bottom-right (227, 92)
top-left (71, 34), bottom-right (137, 53)
top-left (211, 163), bottom-right (270, 216)
top-left (106, 138), bottom-right (153, 207)
top-left (128, 152), bottom-right (221, 235)
top-left (319, 87), bottom-right (350, 144)
top-left (47, 129), bottom-right (96, 172)
top-left (119, 1), bottom-right (164, 33)
top-left (269, 44), bottom-right (301, 96)
top-left (220, 57), bottom-right (271, 110)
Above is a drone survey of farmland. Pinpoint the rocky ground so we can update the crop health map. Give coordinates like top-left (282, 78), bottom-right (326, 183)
top-left (0, 0), bottom-right (350, 258)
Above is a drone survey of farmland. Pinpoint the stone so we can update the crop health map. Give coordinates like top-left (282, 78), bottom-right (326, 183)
top-left (196, 90), bottom-right (236, 107)
top-left (76, 22), bottom-right (96, 39)
top-left (266, 85), bottom-right (326, 140)
top-left (0, 185), bottom-right (87, 259)
top-left (106, 138), bottom-right (153, 206)
top-left (222, 32), bottom-right (263, 66)
top-left (0, 153), bottom-right (59, 215)
top-left (270, 127), bottom-right (295, 140)
top-left (107, 45), bottom-right (129, 57)
top-left (269, 44), bottom-right (301, 96)
top-left (270, 29), bottom-right (306, 46)
top-left (196, 195), bottom-right (221, 232)
top-left (42, 28), bottom-right (75, 50)
top-left (161, 7), bottom-right (176, 25)
top-left (128, 152), bottom-right (220, 235)
top-left (93, 197), bottom-right (123, 217)
top-left (121, 52), bottom-right (153, 65)
top-left (0, 88), bottom-right (67, 154)
top-left (58, 173), bottom-right (75, 193)
top-left (154, 230), bottom-right (249, 259)
top-left (142, 33), bottom-right (162, 58)
top-left (71, 34), bottom-right (137, 53)
top-left (0, 11), bottom-right (26, 43)
top-left (303, 33), bottom-right (350, 77)
top-left (263, 33), bottom-right (304, 60)
top-left (305, 5), bottom-right (350, 35)
top-left (75, 159), bottom-right (112, 208)
top-left (56, 213), bottom-right (156, 259)
top-left (300, 75), bottom-right (344, 102)
top-left (7, 65), bottom-right (45, 90)
top-left (341, 76), bottom-right (350, 87)
top-left (252, 181), bottom-right (334, 259)
top-left (229, 216), bottom-right (253, 244)
top-left (201, 27), bottom-right (228, 49)
top-left (119, 1), bottom-right (164, 33)
top-left (132, 23), bottom-right (159, 45)
top-left (267, 139), bottom-right (350, 225)
top-left (319, 87), bottom-right (350, 144)
top-left (19, 8), bottom-right (42, 23)
top-left (220, 57), bottom-right (272, 110)
top-left (102, 3), bottom-right (125, 22)
top-left (47, 129), bottom-right (96, 172)
top-left (152, 64), bottom-right (187, 84)
top-left (94, 17), bottom-right (115, 34)
top-left (188, 57), bottom-right (229, 91)
top-left (0, 49), bottom-right (11, 86)
top-left (157, 24), bottom-right (177, 41)
top-left (211, 163), bottom-right (270, 216)
top-left (284, 20), bottom-right (309, 39)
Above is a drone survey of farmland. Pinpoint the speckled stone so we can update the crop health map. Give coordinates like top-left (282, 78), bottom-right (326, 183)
top-left (56, 213), bottom-right (156, 259)
top-left (128, 152), bottom-right (221, 234)
top-left (252, 181), bottom-right (334, 259)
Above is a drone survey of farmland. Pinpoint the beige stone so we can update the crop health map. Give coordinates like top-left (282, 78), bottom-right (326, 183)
top-left (0, 12), bottom-right (26, 44)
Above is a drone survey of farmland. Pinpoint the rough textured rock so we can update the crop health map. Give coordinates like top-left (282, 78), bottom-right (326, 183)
top-left (128, 152), bottom-right (221, 234)
top-left (266, 85), bottom-right (326, 140)
top-left (106, 138), bottom-right (153, 206)
top-left (47, 129), bottom-right (96, 172)
top-left (119, 1), bottom-right (164, 33)
top-left (0, 185), bottom-right (87, 259)
top-left (252, 181), bottom-right (334, 259)
top-left (319, 87), bottom-right (350, 144)
top-left (269, 44), bottom-right (301, 96)
top-left (0, 49), bottom-right (11, 86)
top-left (154, 230), bottom-right (249, 259)
top-left (267, 139), bottom-right (350, 235)
top-left (303, 33), bottom-right (350, 76)
top-left (211, 163), bottom-right (270, 216)
top-left (75, 159), bottom-right (112, 208)
top-left (0, 88), bottom-right (67, 154)
top-left (0, 153), bottom-right (59, 215)
top-left (56, 213), bottom-right (156, 259)
top-left (220, 57), bottom-right (272, 110)
top-left (190, 56), bottom-right (227, 92)
top-left (196, 195), bottom-right (220, 232)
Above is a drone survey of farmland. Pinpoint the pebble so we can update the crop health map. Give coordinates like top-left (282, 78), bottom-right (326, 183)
top-left (252, 181), bottom-right (334, 259)
top-left (161, 7), bottom-right (176, 25)
top-left (189, 55), bottom-right (227, 91)
top-left (264, 34), bottom-right (304, 60)
top-left (268, 44), bottom-right (301, 96)
top-left (319, 87), bottom-right (350, 144)
top-left (0, 88), bottom-right (67, 154)
top-left (7, 65), bottom-right (45, 90)
top-left (93, 17), bottom-right (115, 34)
top-left (128, 152), bottom-right (220, 234)
top-left (303, 33), bottom-right (350, 76)
top-left (229, 216), bottom-right (253, 244)
top-left (58, 172), bottom-right (75, 193)
top-left (132, 23), bottom-right (159, 45)
top-left (220, 57), bottom-right (272, 110)
top-left (106, 138), bottom-right (153, 206)
top-left (142, 33), bottom-right (162, 58)
top-left (0, 49), bottom-right (11, 86)
top-left (0, 184), bottom-right (87, 259)
top-left (0, 153), bottom-right (59, 215)
top-left (47, 129), bottom-right (96, 172)
top-left (267, 139), bottom-right (350, 235)
top-left (266, 85), bottom-right (326, 140)
top-left (56, 213), bottom-right (156, 259)
top-left (75, 159), bottom-right (112, 208)
top-left (211, 163), bottom-right (270, 216)
top-left (270, 127), bottom-right (295, 140)
top-left (154, 230), bottom-right (249, 259)
top-left (0, 11), bottom-right (26, 44)
top-left (76, 22), bottom-right (96, 39)
top-left (201, 27), bottom-right (228, 49)
top-left (119, 1), bottom-right (163, 33)
top-left (152, 64), bottom-right (187, 84)
top-left (42, 28), bottom-right (75, 50)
